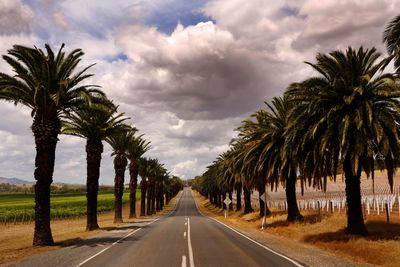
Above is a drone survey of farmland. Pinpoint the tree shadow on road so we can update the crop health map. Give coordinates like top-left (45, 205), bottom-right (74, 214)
top-left (56, 235), bottom-right (143, 248)
top-left (101, 224), bottom-right (142, 231)
top-left (54, 224), bottom-right (144, 248)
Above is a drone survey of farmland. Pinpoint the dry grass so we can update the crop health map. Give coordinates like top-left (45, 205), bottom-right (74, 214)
top-left (0, 194), bottom-right (180, 266)
top-left (194, 192), bottom-right (400, 267)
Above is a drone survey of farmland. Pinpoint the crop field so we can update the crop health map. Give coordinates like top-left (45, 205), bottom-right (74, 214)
top-left (0, 191), bottom-right (140, 224)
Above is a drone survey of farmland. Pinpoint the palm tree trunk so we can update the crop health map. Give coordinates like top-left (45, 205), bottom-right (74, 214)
top-left (32, 114), bottom-right (60, 246)
top-left (165, 191), bottom-right (170, 205)
top-left (217, 193), bottom-right (222, 208)
top-left (344, 158), bottom-right (368, 235)
top-left (152, 183), bottom-right (157, 213)
top-left (114, 153), bottom-right (127, 223)
top-left (213, 193), bottom-right (217, 205)
top-left (129, 159), bottom-right (139, 218)
top-left (146, 179), bottom-right (153, 215)
top-left (160, 184), bottom-right (164, 210)
top-left (155, 182), bottom-right (161, 212)
top-left (140, 179), bottom-right (147, 216)
top-left (243, 186), bottom-right (253, 214)
top-left (286, 166), bottom-right (303, 222)
top-left (257, 182), bottom-right (271, 217)
top-left (235, 182), bottom-right (242, 211)
top-left (86, 139), bottom-right (103, 230)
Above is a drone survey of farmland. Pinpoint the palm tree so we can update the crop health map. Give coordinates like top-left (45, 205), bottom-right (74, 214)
top-left (383, 15), bottom-right (400, 72)
top-left (154, 165), bottom-right (167, 212)
top-left (200, 166), bottom-right (220, 207)
top-left (285, 47), bottom-right (400, 235)
top-left (138, 157), bottom-right (149, 216)
top-left (157, 172), bottom-right (169, 211)
top-left (238, 98), bottom-right (303, 221)
top-left (62, 102), bottom-right (128, 230)
top-left (0, 44), bottom-right (103, 245)
top-left (126, 135), bottom-right (151, 218)
top-left (106, 126), bottom-right (136, 223)
top-left (221, 142), bottom-right (252, 213)
top-left (146, 158), bottom-right (163, 215)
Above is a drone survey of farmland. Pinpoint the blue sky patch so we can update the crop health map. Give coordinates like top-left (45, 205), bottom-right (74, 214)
top-left (143, 0), bottom-right (212, 34)
top-left (104, 53), bottom-right (130, 63)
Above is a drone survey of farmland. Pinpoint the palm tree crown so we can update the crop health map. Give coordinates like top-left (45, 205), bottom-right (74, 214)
top-left (62, 103), bottom-right (128, 141)
top-left (383, 15), bottom-right (400, 72)
top-left (0, 44), bottom-right (104, 118)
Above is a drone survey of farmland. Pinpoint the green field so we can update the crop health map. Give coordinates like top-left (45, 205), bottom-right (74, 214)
top-left (0, 191), bottom-right (140, 224)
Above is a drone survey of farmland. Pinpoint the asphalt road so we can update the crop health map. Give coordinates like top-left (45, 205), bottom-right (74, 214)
top-left (14, 188), bottom-right (302, 267)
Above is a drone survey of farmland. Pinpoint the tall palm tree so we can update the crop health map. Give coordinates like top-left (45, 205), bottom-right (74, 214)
top-left (383, 15), bottom-right (400, 72)
top-left (146, 158), bottom-right (163, 215)
top-left (0, 44), bottom-right (103, 245)
top-left (106, 126), bottom-right (136, 223)
top-left (126, 135), bottom-right (151, 218)
top-left (221, 142), bottom-right (253, 213)
top-left (62, 102), bottom-right (128, 230)
top-left (200, 165), bottom-right (220, 207)
top-left (238, 120), bottom-right (272, 217)
top-left (157, 172), bottom-right (169, 211)
top-left (138, 157), bottom-right (149, 216)
top-left (154, 165), bottom-right (167, 212)
top-left (238, 99), bottom-right (301, 221)
top-left (285, 47), bottom-right (400, 235)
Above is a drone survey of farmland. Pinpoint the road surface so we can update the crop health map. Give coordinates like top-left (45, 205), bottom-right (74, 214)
top-left (14, 188), bottom-right (302, 267)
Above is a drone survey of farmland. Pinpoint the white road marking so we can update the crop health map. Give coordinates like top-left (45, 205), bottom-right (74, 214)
top-left (187, 217), bottom-right (195, 267)
top-left (184, 231), bottom-right (187, 238)
top-left (191, 190), bottom-right (304, 267)
top-left (181, 255), bottom-right (187, 267)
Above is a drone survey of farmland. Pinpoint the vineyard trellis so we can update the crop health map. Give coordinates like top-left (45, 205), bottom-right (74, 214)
top-left (232, 185), bottom-right (400, 220)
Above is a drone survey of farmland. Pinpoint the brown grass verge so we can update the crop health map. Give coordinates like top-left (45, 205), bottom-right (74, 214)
top-left (193, 192), bottom-right (400, 267)
top-left (0, 193), bottom-right (181, 266)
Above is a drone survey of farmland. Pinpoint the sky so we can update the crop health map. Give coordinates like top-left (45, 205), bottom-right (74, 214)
top-left (0, 0), bottom-right (399, 184)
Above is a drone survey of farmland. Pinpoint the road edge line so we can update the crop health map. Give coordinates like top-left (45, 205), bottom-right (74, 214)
top-left (191, 190), bottom-right (304, 267)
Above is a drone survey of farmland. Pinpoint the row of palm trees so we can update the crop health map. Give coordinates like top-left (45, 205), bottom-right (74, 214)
top-left (194, 14), bottom-right (400, 236)
top-left (0, 44), bottom-right (183, 246)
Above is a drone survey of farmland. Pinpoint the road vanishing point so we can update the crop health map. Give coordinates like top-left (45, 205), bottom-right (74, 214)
top-left (14, 188), bottom-right (302, 267)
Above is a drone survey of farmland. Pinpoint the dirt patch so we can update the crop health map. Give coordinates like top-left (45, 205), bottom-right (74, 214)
top-left (194, 192), bottom-right (400, 267)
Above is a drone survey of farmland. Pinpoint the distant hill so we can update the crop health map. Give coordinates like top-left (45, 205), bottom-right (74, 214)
top-left (0, 177), bottom-right (34, 185)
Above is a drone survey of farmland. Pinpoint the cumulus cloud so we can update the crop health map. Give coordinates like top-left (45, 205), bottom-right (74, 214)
top-left (292, 0), bottom-right (400, 52)
top-left (0, 0), bottom-right (34, 35)
top-left (112, 21), bottom-right (279, 120)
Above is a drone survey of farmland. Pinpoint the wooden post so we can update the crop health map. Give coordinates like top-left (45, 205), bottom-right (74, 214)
top-left (385, 203), bottom-right (390, 223)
